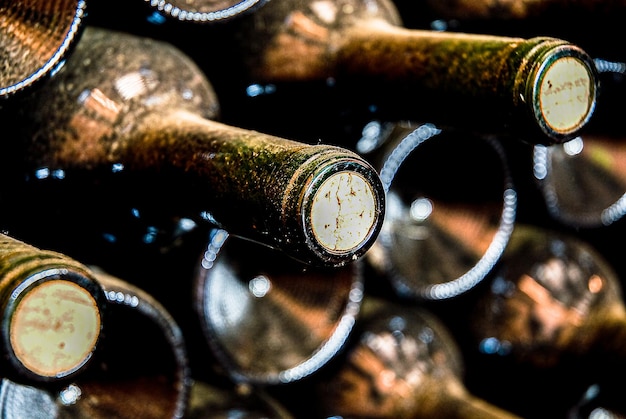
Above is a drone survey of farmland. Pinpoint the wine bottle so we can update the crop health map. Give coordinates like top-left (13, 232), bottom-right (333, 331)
top-left (0, 267), bottom-right (191, 419)
top-left (308, 297), bottom-right (521, 418)
top-left (193, 226), bottom-right (364, 384)
top-left (360, 121), bottom-right (517, 300)
top-left (225, 0), bottom-right (599, 145)
top-left (532, 58), bottom-right (626, 228)
top-left (0, 0), bottom-right (86, 99)
top-left (0, 233), bottom-right (105, 386)
top-left (142, 0), bottom-right (269, 22)
top-left (453, 224), bottom-right (626, 416)
top-left (1, 26), bottom-right (385, 268)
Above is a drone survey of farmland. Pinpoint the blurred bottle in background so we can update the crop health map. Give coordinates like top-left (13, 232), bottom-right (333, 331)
top-left (275, 297), bottom-right (522, 418)
top-left (141, 0), bottom-right (269, 23)
top-left (434, 224), bottom-right (626, 417)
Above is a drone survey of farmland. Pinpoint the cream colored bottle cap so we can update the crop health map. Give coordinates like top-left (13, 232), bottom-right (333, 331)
top-left (310, 171), bottom-right (378, 254)
top-left (538, 55), bottom-right (595, 135)
top-left (10, 279), bottom-right (101, 378)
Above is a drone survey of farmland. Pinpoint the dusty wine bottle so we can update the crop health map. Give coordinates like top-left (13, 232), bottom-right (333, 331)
top-left (0, 268), bottom-right (191, 418)
top-left (0, 0), bottom-right (86, 99)
top-left (193, 226), bottom-right (364, 385)
top-left (3, 26), bottom-right (385, 268)
top-left (227, 0), bottom-right (599, 145)
top-left (361, 121), bottom-right (516, 300)
top-left (308, 297), bottom-right (521, 418)
top-left (0, 233), bottom-right (105, 385)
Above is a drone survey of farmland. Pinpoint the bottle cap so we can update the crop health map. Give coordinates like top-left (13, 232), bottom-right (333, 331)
top-left (309, 171), bottom-right (378, 254)
top-left (295, 151), bottom-right (385, 266)
top-left (522, 39), bottom-right (598, 143)
top-left (7, 271), bottom-right (102, 380)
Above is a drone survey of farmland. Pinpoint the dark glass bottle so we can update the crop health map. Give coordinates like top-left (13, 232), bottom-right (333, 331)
top-left (226, 0), bottom-right (599, 145)
top-left (1, 25), bottom-right (385, 268)
top-left (360, 121), bottom-right (517, 300)
top-left (193, 227), bottom-right (364, 385)
top-left (454, 224), bottom-right (626, 417)
top-left (0, 233), bottom-right (105, 386)
top-left (0, 0), bottom-right (86, 99)
top-left (309, 297), bottom-right (521, 418)
top-left (0, 268), bottom-right (191, 418)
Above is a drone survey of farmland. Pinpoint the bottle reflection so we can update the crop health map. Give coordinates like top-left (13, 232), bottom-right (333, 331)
top-left (363, 122), bottom-right (516, 300)
top-left (193, 227), bottom-right (363, 385)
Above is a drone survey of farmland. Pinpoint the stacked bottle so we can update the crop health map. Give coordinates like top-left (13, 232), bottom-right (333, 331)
top-left (2, 0), bottom-right (624, 417)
